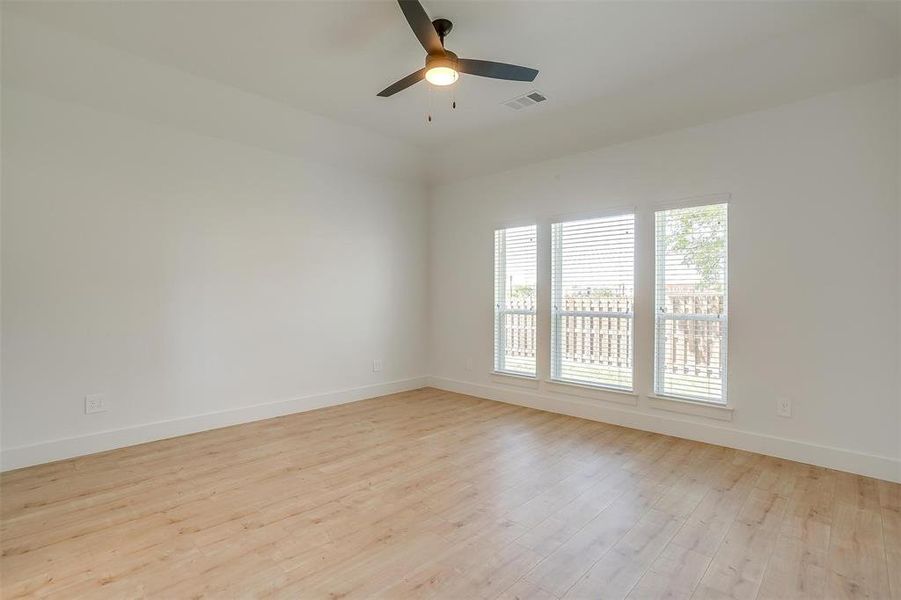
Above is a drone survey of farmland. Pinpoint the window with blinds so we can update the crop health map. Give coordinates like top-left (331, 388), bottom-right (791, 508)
top-left (494, 225), bottom-right (537, 376)
top-left (654, 203), bottom-right (728, 403)
top-left (551, 214), bottom-right (634, 390)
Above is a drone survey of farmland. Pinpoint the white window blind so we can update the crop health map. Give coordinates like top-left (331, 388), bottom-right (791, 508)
top-left (494, 225), bottom-right (537, 376)
top-left (654, 203), bottom-right (728, 403)
top-left (551, 214), bottom-right (634, 391)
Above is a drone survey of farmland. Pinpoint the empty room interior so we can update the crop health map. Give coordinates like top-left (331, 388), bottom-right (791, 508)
top-left (1, 0), bottom-right (901, 598)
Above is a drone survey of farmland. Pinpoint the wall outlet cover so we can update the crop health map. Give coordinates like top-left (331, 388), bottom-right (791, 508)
top-left (372, 359), bottom-right (383, 373)
top-left (777, 398), bottom-right (792, 418)
top-left (85, 394), bottom-right (107, 414)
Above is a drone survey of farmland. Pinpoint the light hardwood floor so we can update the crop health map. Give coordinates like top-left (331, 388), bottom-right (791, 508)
top-left (2, 388), bottom-right (899, 599)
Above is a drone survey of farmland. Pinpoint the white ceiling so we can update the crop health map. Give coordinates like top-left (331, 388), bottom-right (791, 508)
top-left (4, 1), bottom-right (899, 182)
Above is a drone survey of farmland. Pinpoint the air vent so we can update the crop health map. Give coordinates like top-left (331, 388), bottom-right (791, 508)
top-left (503, 90), bottom-right (548, 110)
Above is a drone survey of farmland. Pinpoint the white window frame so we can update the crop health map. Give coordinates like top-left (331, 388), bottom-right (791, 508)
top-left (550, 209), bottom-right (636, 393)
top-left (493, 223), bottom-right (538, 378)
top-left (653, 196), bottom-right (729, 405)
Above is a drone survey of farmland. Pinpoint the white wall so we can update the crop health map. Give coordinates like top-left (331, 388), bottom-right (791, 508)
top-left (428, 78), bottom-right (901, 482)
top-left (0, 16), bottom-right (429, 469)
top-left (896, 69), bottom-right (901, 468)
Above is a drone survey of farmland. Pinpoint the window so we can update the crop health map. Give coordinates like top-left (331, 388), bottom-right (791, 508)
top-left (654, 203), bottom-right (728, 403)
top-left (494, 225), bottom-right (537, 376)
top-left (551, 214), bottom-right (635, 391)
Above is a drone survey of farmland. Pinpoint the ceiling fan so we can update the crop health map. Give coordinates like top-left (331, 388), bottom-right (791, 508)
top-left (377, 0), bottom-right (539, 97)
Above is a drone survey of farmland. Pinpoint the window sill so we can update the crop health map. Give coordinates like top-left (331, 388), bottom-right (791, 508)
top-left (544, 379), bottom-right (638, 406)
top-left (646, 394), bottom-right (734, 421)
top-left (492, 371), bottom-right (540, 389)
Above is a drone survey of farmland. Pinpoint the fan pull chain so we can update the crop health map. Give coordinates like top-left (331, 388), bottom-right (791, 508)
top-left (427, 84), bottom-right (433, 124)
top-left (453, 56), bottom-right (458, 110)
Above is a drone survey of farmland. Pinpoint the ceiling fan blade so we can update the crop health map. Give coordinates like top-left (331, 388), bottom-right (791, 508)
top-left (377, 68), bottom-right (427, 97)
top-left (456, 59), bottom-right (538, 82)
top-left (397, 0), bottom-right (444, 55)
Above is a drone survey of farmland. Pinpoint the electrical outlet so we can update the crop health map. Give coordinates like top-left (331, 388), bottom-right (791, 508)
top-left (372, 359), bottom-right (383, 373)
top-left (465, 357), bottom-right (473, 371)
top-left (85, 394), bottom-right (107, 415)
top-left (776, 398), bottom-right (792, 418)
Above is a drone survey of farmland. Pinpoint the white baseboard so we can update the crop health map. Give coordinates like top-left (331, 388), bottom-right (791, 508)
top-left (427, 376), bottom-right (901, 483)
top-left (5, 375), bottom-right (898, 484)
top-left (0, 377), bottom-right (429, 472)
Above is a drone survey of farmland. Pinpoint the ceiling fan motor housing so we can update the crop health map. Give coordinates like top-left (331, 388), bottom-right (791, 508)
top-left (426, 51), bottom-right (458, 70)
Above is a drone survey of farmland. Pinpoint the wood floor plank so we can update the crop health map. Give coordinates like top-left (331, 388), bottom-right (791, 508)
top-left (625, 542), bottom-right (711, 600)
top-left (879, 479), bottom-right (901, 600)
top-left (1, 388), bottom-right (898, 600)
top-left (825, 503), bottom-right (891, 599)
top-left (691, 487), bottom-right (789, 600)
top-left (496, 577), bottom-right (559, 600)
top-left (757, 533), bottom-right (828, 600)
top-left (562, 508), bottom-right (682, 600)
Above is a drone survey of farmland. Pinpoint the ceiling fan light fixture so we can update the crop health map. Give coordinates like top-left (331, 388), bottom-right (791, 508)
top-left (424, 54), bottom-right (458, 86)
top-left (425, 66), bottom-right (458, 86)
